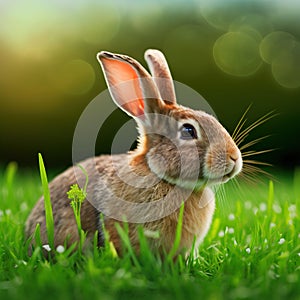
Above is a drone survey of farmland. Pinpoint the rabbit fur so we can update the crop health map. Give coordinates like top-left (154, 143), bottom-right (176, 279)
top-left (25, 49), bottom-right (242, 256)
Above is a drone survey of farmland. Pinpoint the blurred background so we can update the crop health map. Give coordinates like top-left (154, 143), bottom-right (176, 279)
top-left (1, 0), bottom-right (300, 170)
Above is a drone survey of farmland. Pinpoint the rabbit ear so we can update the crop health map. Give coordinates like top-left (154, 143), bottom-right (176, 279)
top-left (97, 51), bottom-right (163, 118)
top-left (144, 49), bottom-right (177, 104)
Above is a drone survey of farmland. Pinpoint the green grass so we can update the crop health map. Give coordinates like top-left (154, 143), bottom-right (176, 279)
top-left (0, 162), bottom-right (299, 300)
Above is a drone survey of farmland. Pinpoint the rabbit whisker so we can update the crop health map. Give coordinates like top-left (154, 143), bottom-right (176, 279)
top-left (234, 111), bottom-right (277, 147)
top-left (236, 172), bottom-right (260, 185)
top-left (239, 135), bottom-right (271, 151)
top-left (215, 184), bottom-right (228, 212)
top-left (242, 159), bottom-right (272, 167)
top-left (231, 107), bottom-right (278, 187)
top-left (241, 149), bottom-right (275, 158)
top-left (241, 164), bottom-right (276, 182)
top-left (231, 104), bottom-right (252, 141)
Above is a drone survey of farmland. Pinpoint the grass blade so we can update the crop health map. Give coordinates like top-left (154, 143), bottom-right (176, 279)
top-left (167, 202), bottom-right (184, 260)
top-left (115, 222), bottom-right (141, 269)
top-left (267, 180), bottom-right (274, 217)
top-left (38, 153), bottom-right (54, 250)
top-left (5, 162), bottom-right (18, 201)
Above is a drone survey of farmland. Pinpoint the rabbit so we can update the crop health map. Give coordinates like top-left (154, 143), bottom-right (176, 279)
top-left (25, 49), bottom-right (243, 257)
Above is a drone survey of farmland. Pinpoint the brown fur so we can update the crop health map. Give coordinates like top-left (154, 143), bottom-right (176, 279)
top-left (25, 49), bottom-right (242, 257)
top-left (25, 154), bottom-right (215, 255)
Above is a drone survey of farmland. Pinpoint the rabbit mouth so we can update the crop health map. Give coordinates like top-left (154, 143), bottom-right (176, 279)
top-left (206, 158), bottom-right (243, 185)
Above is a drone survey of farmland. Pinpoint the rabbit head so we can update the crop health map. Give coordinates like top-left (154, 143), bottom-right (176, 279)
top-left (97, 49), bottom-right (242, 190)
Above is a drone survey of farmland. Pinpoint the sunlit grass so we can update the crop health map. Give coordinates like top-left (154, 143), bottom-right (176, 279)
top-left (0, 163), bottom-right (299, 300)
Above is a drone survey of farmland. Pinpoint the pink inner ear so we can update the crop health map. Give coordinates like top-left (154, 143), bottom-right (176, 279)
top-left (101, 57), bottom-right (145, 117)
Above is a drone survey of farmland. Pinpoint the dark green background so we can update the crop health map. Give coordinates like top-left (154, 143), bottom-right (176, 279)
top-left (1, 1), bottom-right (299, 169)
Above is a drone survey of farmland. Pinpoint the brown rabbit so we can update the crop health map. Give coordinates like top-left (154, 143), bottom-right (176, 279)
top-left (25, 49), bottom-right (242, 256)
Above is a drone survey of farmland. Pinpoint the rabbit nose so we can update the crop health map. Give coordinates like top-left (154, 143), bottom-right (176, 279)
top-left (229, 154), bottom-right (237, 162)
top-left (227, 151), bottom-right (243, 177)
top-left (228, 152), bottom-right (239, 163)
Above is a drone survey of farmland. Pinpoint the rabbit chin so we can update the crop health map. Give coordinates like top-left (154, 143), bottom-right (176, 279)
top-left (161, 174), bottom-right (233, 191)
top-left (161, 175), bottom-right (208, 191)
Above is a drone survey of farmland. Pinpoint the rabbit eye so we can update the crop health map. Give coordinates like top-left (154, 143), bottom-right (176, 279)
top-left (180, 123), bottom-right (198, 140)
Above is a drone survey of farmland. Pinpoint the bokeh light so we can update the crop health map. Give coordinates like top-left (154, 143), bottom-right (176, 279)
top-left (259, 31), bottom-right (296, 64)
top-left (259, 31), bottom-right (300, 88)
top-left (271, 42), bottom-right (300, 88)
top-left (213, 31), bottom-right (262, 76)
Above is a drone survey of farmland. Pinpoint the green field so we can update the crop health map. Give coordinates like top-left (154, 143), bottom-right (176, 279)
top-left (0, 163), bottom-right (299, 300)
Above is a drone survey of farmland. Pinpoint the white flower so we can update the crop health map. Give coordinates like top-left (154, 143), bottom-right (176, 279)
top-left (288, 204), bottom-right (296, 212)
top-left (228, 227), bottom-right (234, 234)
top-left (228, 213), bottom-right (235, 221)
top-left (56, 245), bottom-right (65, 253)
top-left (5, 209), bottom-right (11, 216)
top-left (259, 203), bottom-right (267, 212)
top-left (288, 205), bottom-right (297, 219)
top-left (218, 230), bottom-right (225, 237)
top-left (245, 247), bottom-right (251, 254)
top-left (278, 238), bottom-right (285, 245)
top-left (270, 222), bottom-right (276, 228)
top-left (42, 244), bottom-right (52, 252)
top-left (273, 204), bottom-right (282, 214)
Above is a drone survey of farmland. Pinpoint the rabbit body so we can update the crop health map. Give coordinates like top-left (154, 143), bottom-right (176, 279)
top-left (26, 154), bottom-right (215, 254)
top-left (25, 49), bottom-right (242, 256)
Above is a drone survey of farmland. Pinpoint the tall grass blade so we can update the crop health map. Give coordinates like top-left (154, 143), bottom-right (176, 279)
top-left (38, 153), bottom-right (54, 250)
top-left (33, 223), bottom-right (42, 248)
top-left (77, 164), bottom-right (89, 193)
top-left (167, 202), bottom-right (184, 260)
top-left (267, 181), bottom-right (274, 217)
top-left (115, 222), bottom-right (141, 269)
top-left (5, 162), bottom-right (18, 200)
